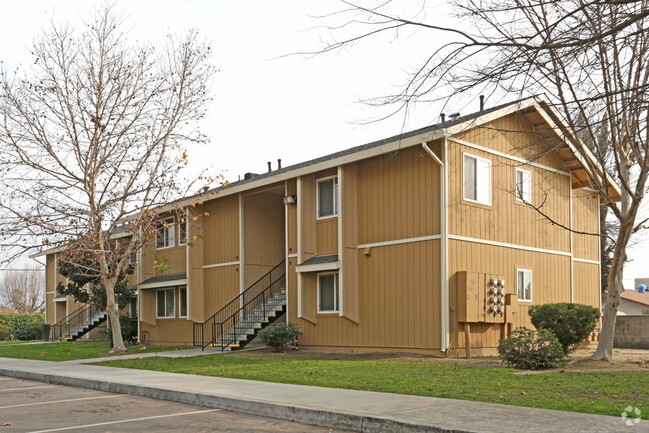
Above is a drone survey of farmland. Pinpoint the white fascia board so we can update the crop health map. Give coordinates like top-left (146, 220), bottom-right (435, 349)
top-left (295, 261), bottom-right (341, 273)
top-left (138, 279), bottom-right (188, 290)
top-left (29, 246), bottom-right (66, 259)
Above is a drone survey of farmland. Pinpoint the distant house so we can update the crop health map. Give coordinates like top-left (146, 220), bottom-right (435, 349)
top-left (618, 288), bottom-right (649, 316)
top-left (32, 95), bottom-right (619, 356)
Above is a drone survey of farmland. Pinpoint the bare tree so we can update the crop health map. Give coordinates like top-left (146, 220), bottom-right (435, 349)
top-left (319, 0), bottom-right (649, 361)
top-left (0, 5), bottom-right (216, 352)
top-left (0, 268), bottom-right (45, 314)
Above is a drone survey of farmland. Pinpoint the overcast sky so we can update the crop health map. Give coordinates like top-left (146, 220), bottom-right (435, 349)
top-left (0, 0), bottom-right (646, 288)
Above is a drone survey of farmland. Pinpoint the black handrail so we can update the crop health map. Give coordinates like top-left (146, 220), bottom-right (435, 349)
top-left (51, 303), bottom-right (102, 341)
top-left (193, 260), bottom-right (286, 349)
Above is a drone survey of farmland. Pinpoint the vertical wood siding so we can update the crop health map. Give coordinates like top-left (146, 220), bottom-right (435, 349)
top-left (316, 219), bottom-right (338, 255)
top-left (202, 194), bottom-right (240, 266)
top-left (573, 262), bottom-right (600, 308)
top-left (572, 190), bottom-right (600, 261)
top-left (448, 115), bottom-right (571, 252)
top-left (357, 146), bottom-right (441, 245)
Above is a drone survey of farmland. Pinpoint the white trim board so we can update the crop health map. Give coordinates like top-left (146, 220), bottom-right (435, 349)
top-left (138, 279), bottom-right (188, 290)
top-left (449, 137), bottom-right (570, 176)
top-left (357, 234), bottom-right (441, 250)
top-left (202, 261), bottom-right (240, 269)
top-left (573, 257), bottom-right (600, 265)
top-left (448, 234), bottom-right (572, 257)
top-left (296, 261), bottom-right (341, 273)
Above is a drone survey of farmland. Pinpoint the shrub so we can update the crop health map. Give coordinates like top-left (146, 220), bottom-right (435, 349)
top-left (14, 325), bottom-right (41, 341)
top-left (41, 324), bottom-right (52, 341)
top-left (0, 324), bottom-right (10, 341)
top-left (258, 322), bottom-right (302, 352)
top-left (119, 313), bottom-right (138, 344)
top-left (498, 327), bottom-right (565, 370)
top-left (0, 314), bottom-right (45, 335)
top-left (529, 303), bottom-right (600, 354)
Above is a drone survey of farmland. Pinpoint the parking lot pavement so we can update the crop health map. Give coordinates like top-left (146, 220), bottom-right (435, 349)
top-left (0, 378), bottom-right (350, 432)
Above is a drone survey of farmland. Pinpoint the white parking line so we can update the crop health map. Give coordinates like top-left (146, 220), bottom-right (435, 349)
top-left (0, 394), bottom-right (126, 409)
top-left (0, 385), bottom-right (56, 392)
top-left (28, 409), bottom-right (221, 432)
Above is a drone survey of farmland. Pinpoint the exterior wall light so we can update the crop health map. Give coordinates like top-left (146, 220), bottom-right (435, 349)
top-left (283, 195), bottom-right (297, 205)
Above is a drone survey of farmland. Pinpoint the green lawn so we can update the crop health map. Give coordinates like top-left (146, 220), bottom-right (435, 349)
top-left (0, 340), bottom-right (42, 345)
top-left (94, 354), bottom-right (649, 419)
top-left (0, 341), bottom-right (183, 361)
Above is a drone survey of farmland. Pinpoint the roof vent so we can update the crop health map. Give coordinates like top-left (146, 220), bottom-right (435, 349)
top-left (267, 161), bottom-right (272, 173)
top-left (244, 172), bottom-right (258, 181)
top-left (278, 159), bottom-right (282, 170)
top-left (480, 95), bottom-right (485, 111)
top-left (449, 112), bottom-right (460, 121)
top-left (440, 113), bottom-right (446, 123)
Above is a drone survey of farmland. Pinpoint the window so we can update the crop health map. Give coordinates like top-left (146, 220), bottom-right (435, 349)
top-left (179, 286), bottom-right (187, 318)
top-left (317, 176), bottom-right (338, 219)
top-left (129, 251), bottom-right (137, 265)
top-left (463, 153), bottom-right (492, 205)
top-left (178, 215), bottom-right (188, 245)
top-left (318, 272), bottom-right (339, 313)
top-left (156, 217), bottom-right (175, 249)
top-left (130, 297), bottom-right (138, 316)
top-left (156, 288), bottom-right (175, 318)
top-left (515, 168), bottom-right (532, 203)
top-left (517, 269), bottom-right (532, 302)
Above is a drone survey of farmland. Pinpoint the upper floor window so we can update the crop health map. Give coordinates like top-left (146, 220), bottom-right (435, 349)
top-left (156, 217), bottom-right (175, 249)
top-left (318, 272), bottom-right (339, 313)
top-left (515, 168), bottom-right (532, 203)
top-left (463, 153), bottom-right (491, 205)
top-left (317, 176), bottom-right (338, 219)
top-left (178, 216), bottom-right (188, 246)
top-left (517, 269), bottom-right (532, 302)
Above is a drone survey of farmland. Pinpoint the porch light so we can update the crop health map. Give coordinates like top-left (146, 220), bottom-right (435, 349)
top-left (283, 195), bottom-right (297, 205)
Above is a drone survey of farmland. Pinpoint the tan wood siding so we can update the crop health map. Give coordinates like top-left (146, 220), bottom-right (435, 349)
top-left (341, 163), bottom-right (359, 323)
top-left (140, 288), bottom-right (156, 326)
top-left (448, 116), bottom-right (571, 253)
top-left (572, 190), bottom-right (600, 261)
top-left (243, 191), bottom-right (285, 287)
top-left (357, 145), bottom-right (441, 245)
top-left (449, 239), bottom-right (572, 351)
top-left (188, 207), bottom-right (205, 323)
top-left (204, 266), bottom-right (239, 317)
top-left (573, 261), bottom-right (600, 309)
top-left (287, 179), bottom-right (298, 256)
top-left (316, 218), bottom-right (338, 255)
top-left (140, 287), bottom-right (193, 345)
top-left (203, 194), bottom-right (240, 266)
top-left (293, 240), bottom-right (441, 351)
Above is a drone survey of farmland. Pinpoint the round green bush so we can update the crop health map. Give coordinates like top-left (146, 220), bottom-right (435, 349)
top-left (14, 325), bottom-right (41, 341)
top-left (0, 324), bottom-right (10, 341)
top-left (257, 322), bottom-right (302, 352)
top-left (529, 303), bottom-right (600, 354)
top-left (498, 327), bottom-right (565, 370)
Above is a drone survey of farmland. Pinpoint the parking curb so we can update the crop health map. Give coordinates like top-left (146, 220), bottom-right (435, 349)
top-left (0, 367), bottom-right (472, 433)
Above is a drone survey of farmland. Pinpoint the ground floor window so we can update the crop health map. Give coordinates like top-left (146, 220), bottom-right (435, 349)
top-left (179, 286), bottom-right (187, 318)
top-left (156, 288), bottom-right (175, 318)
top-left (318, 272), bottom-right (339, 313)
top-left (517, 269), bottom-right (532, 302)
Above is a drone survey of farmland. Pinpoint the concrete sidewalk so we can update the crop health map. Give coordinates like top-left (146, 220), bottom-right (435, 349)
top-left (0, 356), bottom-right (643, 433)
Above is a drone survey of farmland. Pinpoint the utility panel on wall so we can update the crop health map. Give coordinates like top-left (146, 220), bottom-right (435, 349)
top-left (456, 271), bottom-right (516, 324)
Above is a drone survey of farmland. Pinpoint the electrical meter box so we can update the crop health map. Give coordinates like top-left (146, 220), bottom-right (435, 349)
top-left (456, 271), bottom-right (508, 323)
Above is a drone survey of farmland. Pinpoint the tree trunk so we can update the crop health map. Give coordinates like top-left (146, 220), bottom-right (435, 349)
top-left (592, 249), bottom-right (625, 362)
top-left (103, 277), bottom-right (127, 353)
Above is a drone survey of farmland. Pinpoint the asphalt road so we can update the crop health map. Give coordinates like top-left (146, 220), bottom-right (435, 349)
top-left (0, 377), bottom-right (349, 432)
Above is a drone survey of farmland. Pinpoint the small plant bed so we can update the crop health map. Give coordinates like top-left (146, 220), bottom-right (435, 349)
top-left (0, 341), bottom-right (184, 361)
top-left (94, 349), bottom-right (649, 419)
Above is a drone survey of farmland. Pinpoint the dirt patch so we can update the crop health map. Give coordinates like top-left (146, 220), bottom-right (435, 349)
top-left (235, 347), bottom-right (649, 372)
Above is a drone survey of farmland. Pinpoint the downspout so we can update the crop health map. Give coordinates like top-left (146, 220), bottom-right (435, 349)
top-left (422, 135), bottom-right (449, 353)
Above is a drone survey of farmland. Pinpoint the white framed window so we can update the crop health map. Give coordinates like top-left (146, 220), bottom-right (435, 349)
top-left (317, 272), bottom-right (339, 313)
top-left (317, 176), bottom-right (338, 219)
top-left (156, 288), bottom-right (175, 318)
top-left (463, 153), bottom-right (492, 205)
top-left (515, 168), bottom-right (532, 203)
top-left (178, 216), bottom-right (188, 246)
top-left (179, 286), bottom-right (187, 318)
top-left (156, 217), bottom-right (175, 249)
top-left (517, 269), bottom-right (532, 302)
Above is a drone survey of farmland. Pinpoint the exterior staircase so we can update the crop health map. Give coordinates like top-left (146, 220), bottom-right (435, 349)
top-left (52, 304), bottom-right (107, 341)
top-left (194, 260), bottom-right (286, 351)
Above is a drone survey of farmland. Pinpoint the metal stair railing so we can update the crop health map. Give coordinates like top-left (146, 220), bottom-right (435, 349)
top-left (51, 303), bottom-right (102, 341)
top-left (193, 260), bottom-right (285, 349)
